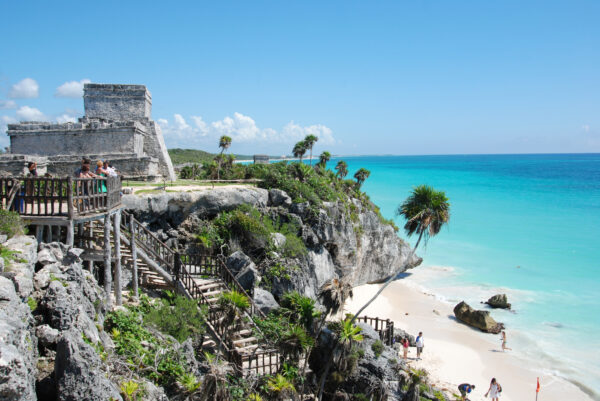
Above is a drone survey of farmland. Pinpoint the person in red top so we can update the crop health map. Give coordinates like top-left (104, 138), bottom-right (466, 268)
top-left (402, 337), bottom-right (409, 360)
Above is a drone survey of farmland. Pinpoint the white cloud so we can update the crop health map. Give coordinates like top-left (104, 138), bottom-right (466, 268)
top-left (55, 79), bottom-right (91, 98)
top-left (159, 112), bottom-right (335, 152)
top-left (9, 78), bottom-right (39, 99)
top-left (56, 114), bottom-right (77, 123)
top-left (16, 106), bottom-right (45, 121)
top-left (582, 124), bottom-right (590, 133)
top-left (173, 114), bottom-right (191, 130)
top-left (0, 100), bottom-right (17, 110)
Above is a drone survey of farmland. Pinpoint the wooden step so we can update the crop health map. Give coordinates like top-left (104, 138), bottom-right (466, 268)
top-left (233, 336), bottom-right (257, 346)
top-left (237, 344), bottom-right (259, 353)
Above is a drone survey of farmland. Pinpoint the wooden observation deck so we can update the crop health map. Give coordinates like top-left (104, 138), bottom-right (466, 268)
top-left (0, 176), bottom-right (122, 245)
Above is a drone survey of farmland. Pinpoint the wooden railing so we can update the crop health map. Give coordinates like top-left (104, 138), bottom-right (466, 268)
top-left (0, 176), bottom-right (122, 217)
top-left (120, 210), bottom-right (277, 375)
top-left (356, 316), bottom-right (395, 346)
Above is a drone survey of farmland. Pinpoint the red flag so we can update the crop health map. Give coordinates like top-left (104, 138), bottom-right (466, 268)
top-left (537, 377), bottom-right (540, 393)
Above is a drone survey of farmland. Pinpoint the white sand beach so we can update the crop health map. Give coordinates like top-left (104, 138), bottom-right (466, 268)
top-left (345, 281), bottom-right (593, 401)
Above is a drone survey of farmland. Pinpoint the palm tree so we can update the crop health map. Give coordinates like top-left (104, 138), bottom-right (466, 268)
top-left (353, 168), bottom-right (370, 188)
top-left (303, 134), bottom-right (319, 166)
top-left (317, 151), bottom-right (331, 169)
top-left (217, 135), bottom-right (232, 180)
top-left (278, 323), bottom-right (314, 363)
top-left (335, 160), bottom-right (348, 179)
top-left (319, 278), bottom-right (353, 317)
top-left (349, 185), bottom-right (450, 324)
top-left (293, 162), bottom-right (313, 182)
top-left (317, 318), bottom-right (363, 400)
top-left (293, 141), bottom-right (307, 162)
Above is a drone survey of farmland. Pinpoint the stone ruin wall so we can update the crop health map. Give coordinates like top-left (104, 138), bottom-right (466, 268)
top-left (2, 83), bottom-right (175, 180)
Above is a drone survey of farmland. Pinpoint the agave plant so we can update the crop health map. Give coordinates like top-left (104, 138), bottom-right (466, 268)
top-left (218, 290), bottom-right (250, 336)
top-left (267, 374), bottom-right (296, 400)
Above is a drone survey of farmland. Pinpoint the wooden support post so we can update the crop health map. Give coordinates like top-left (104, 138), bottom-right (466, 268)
top-left (113, 211), bottom-right (122, 306)
top-left (45, 225), bottom-right (52, 243)
top-left (103, 214), bottom-right (112, 307)
top-left (77, 223), bottom-right (84, 247)
top-left (35, 225), bottom-right (43, 244)
top-left (66, 221), bottom-right (74, 247)
top-left (130, 218), bottom-right (138, 300)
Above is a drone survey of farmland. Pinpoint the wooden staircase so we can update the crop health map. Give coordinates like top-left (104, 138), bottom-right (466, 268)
top-left (90, 211), bottom-right (280, 376)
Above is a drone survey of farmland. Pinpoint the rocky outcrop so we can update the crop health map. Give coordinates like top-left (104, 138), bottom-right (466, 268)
top-left (253, 288), bottom-right (280, 314)
top-left (0, 276), bottom-right (37, 401)
top-left (485, 294), bottom-right (511, 309)
top-left (453, 301), bottom-right (504, 334)
top-left (0, 235), bottom-right (38, 401)
top-left (122, 187), bottom-right (269, 220)
top-left (54, 330), bottom-right (121, 401)
top-left (124, 188), bottom-right (421, 302)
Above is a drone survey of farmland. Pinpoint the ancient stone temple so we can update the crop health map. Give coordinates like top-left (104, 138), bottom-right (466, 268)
top-left (0, 83), bottom-right (176, 180)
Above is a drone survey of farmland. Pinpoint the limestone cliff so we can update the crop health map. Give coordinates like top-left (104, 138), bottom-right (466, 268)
top-left (122, 187), bottom-right (421, 300)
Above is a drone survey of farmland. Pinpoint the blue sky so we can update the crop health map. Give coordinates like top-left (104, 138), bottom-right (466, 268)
top-left (1, 0), bottom-right (598, 156)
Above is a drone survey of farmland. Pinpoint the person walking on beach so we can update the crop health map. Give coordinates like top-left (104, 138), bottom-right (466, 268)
top-left (402, 337), bottom-right (409, 360)
top-left (501, 331), bottom-right (511, 352)
top-left (485, 378), bottom-right (502, 400)
top-left (458, 383), bottom-right (475, 401)
top-left (416, 331), bottom-right (424, 360)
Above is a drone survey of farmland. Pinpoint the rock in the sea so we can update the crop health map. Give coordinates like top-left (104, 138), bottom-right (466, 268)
top-left (453, 301), bottom-right (504, 334)
top-left (485, 294), bottom-right (511, 309)
top-left (253, 288), bottom-right (280, 314)
top-left (54, 330), bottom-right (122, 401)
top-left (225, 251), bottom-right (255, 275)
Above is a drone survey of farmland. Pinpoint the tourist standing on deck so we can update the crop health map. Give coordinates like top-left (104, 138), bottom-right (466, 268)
top-left (415, 332), bottom-right (424, 360)
top-left (27, 162), bottom-right (38, 177)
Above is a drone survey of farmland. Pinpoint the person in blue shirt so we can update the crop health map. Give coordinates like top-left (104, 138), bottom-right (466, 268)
top-left (458, 383), bottom-right (475, 400)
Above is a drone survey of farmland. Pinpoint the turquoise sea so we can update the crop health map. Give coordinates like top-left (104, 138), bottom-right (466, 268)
top-left (331, 154), bottom-right (600, 397)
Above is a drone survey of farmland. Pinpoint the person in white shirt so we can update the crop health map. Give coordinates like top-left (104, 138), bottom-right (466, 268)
top-left (416, 331), bottom-right (424, 360)
top-left (103, 161), bottom-right (118, 177)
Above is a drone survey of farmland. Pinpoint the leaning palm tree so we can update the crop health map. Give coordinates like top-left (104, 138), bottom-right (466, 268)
top-left (319, 278), bottom-right (353, 317)
top-left (353, 168), bottom-right (370, 188)
top-left (350, 185), bottom-right (450, 323)
top-left (303, 134), bottom-right (319, 166)
top-left (316, 317), bottom-right (363, 400)
top-left (317, 151), bottom-right (331, 169)
top-left (293, 140), bottom-right (307, 162)
top-left (335, 160), bottom-right (348, 179)
top-left (217, 135), bottom-right (232, 180)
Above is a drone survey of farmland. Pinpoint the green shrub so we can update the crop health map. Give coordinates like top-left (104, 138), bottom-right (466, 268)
top-left (144, 295), bottom-right (206, 342)
top-left (371, 339), bottom-right (384, 358)
top-left (0, 209), bottom-right (26, 239)
top-left (27, 297), bottom-right (37, 311)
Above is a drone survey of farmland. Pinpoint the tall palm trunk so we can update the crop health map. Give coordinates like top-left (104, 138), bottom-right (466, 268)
top-left (349, 230), bottom-right (424, 324)
top-left (309, 147), bottom-right (313, 166)
top-left (217, 150), bottom-right (223, 180)
top-left (317, 230), bottom-right (424, 401)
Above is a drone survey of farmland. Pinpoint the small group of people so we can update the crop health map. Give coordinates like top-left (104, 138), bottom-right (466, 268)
top-left (74, 157), bottom-right (118, 179)
top-left (399, 331), bottom-right (425, 361)
top-left (458, 378), bottom-right (502, 400)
